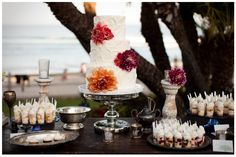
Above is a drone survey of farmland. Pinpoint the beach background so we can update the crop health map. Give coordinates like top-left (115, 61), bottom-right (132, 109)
top-left (3, 22), bottom-right (182, 76)
top-left (2, 2), bottom-right (183, 116)
top-left (3, 2), bottom-right (183, 76)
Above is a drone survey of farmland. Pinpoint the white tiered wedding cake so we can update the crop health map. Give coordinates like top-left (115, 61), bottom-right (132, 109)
top-left (86, 16), bottom-right (140, 93)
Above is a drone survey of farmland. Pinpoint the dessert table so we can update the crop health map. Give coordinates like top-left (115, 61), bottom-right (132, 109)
top-left (2, 116), bottom-right (234, 154)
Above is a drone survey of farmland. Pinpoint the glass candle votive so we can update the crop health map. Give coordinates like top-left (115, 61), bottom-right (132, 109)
top-left (130, 123), bottom-right (142, 138)
top-left (216, 130), bottom-right (226, 140)
top-left (103, 127), bottom-right (114, 143)
top-left (39, 59), bottom-right (50, 79)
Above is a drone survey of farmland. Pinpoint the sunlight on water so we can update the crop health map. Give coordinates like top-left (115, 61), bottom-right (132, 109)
top-left (2, 24), bottom-right (182, 75)
top-left (3, 2), bottom-right (182, 75)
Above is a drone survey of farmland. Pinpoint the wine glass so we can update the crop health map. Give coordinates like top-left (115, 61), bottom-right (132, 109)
top-left (3, 91), bottom-right (16, 130)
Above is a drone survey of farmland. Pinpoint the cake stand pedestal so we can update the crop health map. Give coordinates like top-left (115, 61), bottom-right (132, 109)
top-left (79, 84), bottom-right (143, 133)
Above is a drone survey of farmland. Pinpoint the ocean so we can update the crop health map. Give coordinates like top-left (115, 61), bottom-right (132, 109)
top-left (2, 24), bottom-right (181, 75)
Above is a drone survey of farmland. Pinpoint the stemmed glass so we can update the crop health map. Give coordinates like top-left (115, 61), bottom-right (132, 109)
top-left (3, 91), bottom-right (16, 130)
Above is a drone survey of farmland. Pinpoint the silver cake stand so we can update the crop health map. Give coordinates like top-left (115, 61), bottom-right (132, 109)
top-left (78, 84), bottom-right (143, 133)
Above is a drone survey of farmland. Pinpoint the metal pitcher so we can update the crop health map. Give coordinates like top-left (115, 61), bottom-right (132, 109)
top-left (131, 97), bottom-right (160, 133)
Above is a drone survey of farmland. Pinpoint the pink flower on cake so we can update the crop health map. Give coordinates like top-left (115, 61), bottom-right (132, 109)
top-left (114, 50), bottom-right (139, 72)
top-left (91, 22), bottom-right (114, 45)
top-left (87, 67), bottom-right (117, 92)
top-left (168, 68), bottom-right (187, 86)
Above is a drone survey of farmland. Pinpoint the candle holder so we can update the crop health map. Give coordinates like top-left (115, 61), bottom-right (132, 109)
top-left (36, 58), bottom-right (53, 104)
top-left (35, 77), bottom-right (53, 104)
top-left (103, 127), bottom-right (115, 143)
top-left (161, 79), bottom-right (180, 118)
top-left (39, 59), bottom-right (50, 79)
top-left (3, 91), bottom-right (16, 131)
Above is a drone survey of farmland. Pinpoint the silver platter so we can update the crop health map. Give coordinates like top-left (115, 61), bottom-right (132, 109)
top-left (94, 120), bottom-right (130, 133)
top-left (147, 135), bottom-right (212, 150)
top-left (10, 130), bottom-right (79, 147)
top-left (78, 84), bottom-right (143, 97)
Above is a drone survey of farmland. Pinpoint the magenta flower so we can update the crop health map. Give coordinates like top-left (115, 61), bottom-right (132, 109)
top-left (168, 68), bottom-right (187, 86)
top-left (114, 50), bottom-right (139, 72)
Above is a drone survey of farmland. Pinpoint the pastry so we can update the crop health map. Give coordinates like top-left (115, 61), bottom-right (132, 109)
top-left (198, 101), bottom-right (206, 117)
top-left (22, 109), bottom-right (29, 125)
top-left (29, 108), bottom-right (37, 125)
top-left (215, 100), bottom-right (224, 116)
top-left (182, 132), bottom-right (191, 148)
top-left (206, 102), bottom-right (214, 118)
top-left (43, 135), bottom-right (54, 143)
top-left (165, 131), bottom-right (174, 147)
top-left (189, 91), bottom-right (234, 117)
top-left (191, 100), bottom-right (198, 115)
top-left (223, 98), bottom-right (230, 115)
top-left (156, 129), bottom-right (165, 146)
top-left (153, 118), bottom-right (205, 148)
top-left (174, 131), bottom-right (182, 148)
top-left (45, 107), bottom-right (54, 124)
top-left (26, 137), bottom-right (39, 144)
top-left (54, 133), bottom-right (65, 141)
top-left (13, 105), bottom-right (21, 124)
top-left (190, 131), bottom-right (198, 148)
top-left (228, 101), bottom-right (234, 116)
top-left (197, 126), bottom-right (205, 146)
top-left (37, 107), bottom-right (45, 124)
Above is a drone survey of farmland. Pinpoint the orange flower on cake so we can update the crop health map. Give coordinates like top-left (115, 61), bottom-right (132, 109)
top-left (87, 67), bottom-right (117, 93)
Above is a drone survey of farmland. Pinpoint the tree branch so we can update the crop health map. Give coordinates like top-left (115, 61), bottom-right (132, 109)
top-left (47, 2), bottom-right (94, 52)
top-left (179, 2), bottom-right (212, 86)
top-left (141, 2), bottom-right (171, 74)
top-left (154, 2), bottom-right (209, 93)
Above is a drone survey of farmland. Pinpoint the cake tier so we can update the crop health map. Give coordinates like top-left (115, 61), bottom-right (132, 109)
top-left (94, 16), bottom-right (125, 40)
top-left (86, 64), bottom-right (137, 91)
top-left (90, 40), bottom-right (130, 65)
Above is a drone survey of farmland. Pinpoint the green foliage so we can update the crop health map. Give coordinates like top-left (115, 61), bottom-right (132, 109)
top-left (195, 2), bottom-right (234, 42)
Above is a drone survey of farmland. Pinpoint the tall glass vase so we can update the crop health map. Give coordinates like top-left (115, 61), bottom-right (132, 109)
top-left (161, 79), bottom-right (180, 118)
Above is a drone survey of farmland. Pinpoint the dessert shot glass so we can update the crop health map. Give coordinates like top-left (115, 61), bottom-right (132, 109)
top-left (130, 123), bottom-right (142, 138)
top-left (103, 127), bottom-right (115, 143)
top-left (216, 130), bottom-right (226, 140)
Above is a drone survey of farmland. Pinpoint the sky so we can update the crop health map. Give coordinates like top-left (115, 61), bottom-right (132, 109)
top-left (2, 2), bottom-right (140, 26)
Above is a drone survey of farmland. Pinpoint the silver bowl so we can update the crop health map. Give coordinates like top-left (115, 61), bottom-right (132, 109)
top-left (57, 106), bottom-right (91, 130)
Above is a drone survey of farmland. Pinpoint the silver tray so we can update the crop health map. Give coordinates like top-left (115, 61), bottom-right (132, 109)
top-left (10, 130), bottom-right (79, 147)
top-left (78, 84), bottom-right (143, 96)
top-left (147, 134), bottom-right (212, 150)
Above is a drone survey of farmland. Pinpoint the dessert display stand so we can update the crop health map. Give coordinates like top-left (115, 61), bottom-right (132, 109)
top-left (79, 84), bottom-right (143, 133)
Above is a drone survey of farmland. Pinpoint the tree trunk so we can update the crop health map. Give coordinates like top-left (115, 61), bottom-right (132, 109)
top-left (192, 2), bottom-right (234, 93)
top-left (47, 2), bottom-right (166, 102)
top-left (141, 2), bottom-right (171, 74)
top-left (179, 3), bottom-right (212, 86)
top-left (211, 37), bottom-right (234, 94)
top-left (136, 50), bottom-right (165, 107)
top-left (154, 2), bottom-right (209, 94)
top-left (47, 2), bottom-right (94, 52)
